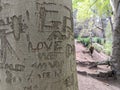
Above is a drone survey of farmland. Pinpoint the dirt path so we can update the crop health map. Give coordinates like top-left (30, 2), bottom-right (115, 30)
top-left (75, 41), bottom-right (120, 90)
top-left (77, 75), bottom-right (120, 90)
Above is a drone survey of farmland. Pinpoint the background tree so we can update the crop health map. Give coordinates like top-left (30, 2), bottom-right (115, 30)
top-left (110, 0), bottom-right (120, 78)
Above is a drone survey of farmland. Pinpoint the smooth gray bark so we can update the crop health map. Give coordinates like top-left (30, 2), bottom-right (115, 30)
top-left (0, 0), bottom-right (78, 90)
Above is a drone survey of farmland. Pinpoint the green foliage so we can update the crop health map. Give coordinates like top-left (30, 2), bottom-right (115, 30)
top-left (77, 35), bottom-right (112, 55)
top-left (77, 36), bottom-right (90, 47)
top-left (73, 0), bottom-right (93, 20)
top-left (103, 41), bottom-right (112, 55)
top-left (105, 20), bottom-right (113, 41)
top-left (77, 36), bottom-right (104, 47)
top-left (93, 43), bottom-right (103, 52)
top-left (92, 41), bottom-right (112, 55)
top-left (72, 0), bottom-right (84, 9)
top-left (93, 41), bottom-right (112, 55)
top-left (72, 0), bottom-right (112, 20)
top-left (92, 37), bottom-right (104, 45)
top-left (91, 0), bottom-right (111, 16)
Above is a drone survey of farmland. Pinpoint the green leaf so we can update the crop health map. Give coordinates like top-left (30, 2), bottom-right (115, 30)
top-left (72, 0), bottom-right (112, 20)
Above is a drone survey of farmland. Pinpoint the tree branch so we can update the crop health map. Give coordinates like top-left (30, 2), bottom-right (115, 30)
top-left (95, 25), bottom-right (104, 31)
top-left (90, 0), bottom-right (98, 9)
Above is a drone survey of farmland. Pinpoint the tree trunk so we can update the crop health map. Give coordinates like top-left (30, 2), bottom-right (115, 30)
top-left (0, 0), bottom-right (78, 90)
top-left (101, 18), bottom-right (106, 43)
top-left (108, 17), bottom-right (114, 33)
top-left (110, 0), bottom-right (120, 77)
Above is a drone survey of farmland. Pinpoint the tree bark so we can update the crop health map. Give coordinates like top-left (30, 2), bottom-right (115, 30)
top-left (0, 0), bottom-right (78, 90)
top-left (108, 17), bottom-right (114, 33)
top-left (110, 0), bottom-right (120, 77)
top-left (100, 18), bottom-right (106, 43)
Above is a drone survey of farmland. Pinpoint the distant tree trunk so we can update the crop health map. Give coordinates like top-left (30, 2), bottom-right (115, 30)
top-left (108, 17), bottom-right (114, 33)
top-left (0, 0), bottom-right (78, 90)
top-left (110, 0), bottom-right (120, 77)
top-left (101, 18), bottom-right (106, 43)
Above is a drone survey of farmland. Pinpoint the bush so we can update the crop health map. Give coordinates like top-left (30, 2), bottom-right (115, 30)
top-left (77, 35), bottom-right (112, 56)
top-left (93, 43), bottom-right (104, 52)
top-left (103, 41), bottom-right (112, 55)
top-left (77, 36), bottom-right (90, 47)
top-left (77, 36), bottom-right (104, 46)
top-left (92, 41), bottom-right (112, 55)
top-left (92, 37), bottom-right (104, 45)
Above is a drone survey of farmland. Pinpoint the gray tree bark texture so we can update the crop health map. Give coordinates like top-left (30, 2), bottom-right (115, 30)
top-left (110, 0), bottom-right (120, 77)
top-left (0, 0), bottom-right (78, 90)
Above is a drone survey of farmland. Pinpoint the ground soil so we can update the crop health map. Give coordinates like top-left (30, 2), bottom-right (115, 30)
top-left (75, 41), bottom-right (120, 90)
